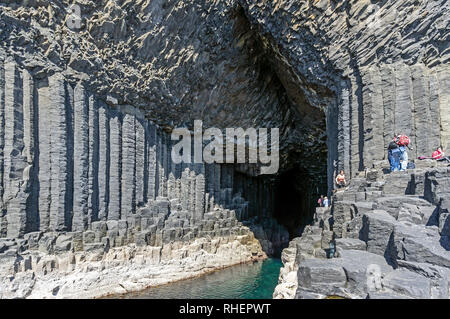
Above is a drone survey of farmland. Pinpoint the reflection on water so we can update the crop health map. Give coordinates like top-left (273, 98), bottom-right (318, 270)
top-left (118, 259), bottom-right (282, 299)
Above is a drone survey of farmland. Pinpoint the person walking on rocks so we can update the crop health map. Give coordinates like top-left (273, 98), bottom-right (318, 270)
top-left (335, 170), bottom-right (346, 189)
top-left (317, 195), bottom-right (324, 207)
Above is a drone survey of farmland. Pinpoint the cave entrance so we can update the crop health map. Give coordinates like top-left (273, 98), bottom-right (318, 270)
top-left (273, 165), bottom-right (327, 239)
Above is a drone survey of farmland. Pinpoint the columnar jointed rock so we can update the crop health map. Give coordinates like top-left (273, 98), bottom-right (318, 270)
top-left (0, 63), bottom-right (281, 298)
top-left (0, 0), bottom-right (448, 300)
top-left (73, 84), bottom-right (90, 231)
top-left (276, 168), bottom-right (450, 299)
top-left (49, 74), bottom-right (70, 232)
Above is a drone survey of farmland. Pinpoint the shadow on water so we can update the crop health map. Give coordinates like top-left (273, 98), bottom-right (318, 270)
top-left (115, 259), bottom-right (283, 299)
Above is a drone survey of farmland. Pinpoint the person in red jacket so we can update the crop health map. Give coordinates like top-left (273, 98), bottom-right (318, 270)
top-left (432, 146), bottom-right (450, 163)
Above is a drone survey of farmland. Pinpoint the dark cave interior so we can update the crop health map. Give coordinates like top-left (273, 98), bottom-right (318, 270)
top-left (273, 165), bottom-right (327, 239)
top-left (232, 162), bottom-right (328, 243)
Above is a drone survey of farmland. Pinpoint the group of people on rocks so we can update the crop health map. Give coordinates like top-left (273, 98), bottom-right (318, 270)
top-left (316, 135), bottom-right (449, 208)
top-left (387, 134), bottom-right (412, 172)
top-left (388, 133), bottom-right (450, 172)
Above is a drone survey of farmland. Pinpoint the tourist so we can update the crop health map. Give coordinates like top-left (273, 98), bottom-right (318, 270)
top-left (388, 139), bottom-right (400, 172)
top-left (323, 196), bottom-right (329, 208)
top-left (317, 195), bottom-right (324, 207)
top-left (395, 134), bottom-right (412, 171)
top-left (335, 170), bottom-right (346, 188)
top-left (432, 146), bottom-right (450, 163)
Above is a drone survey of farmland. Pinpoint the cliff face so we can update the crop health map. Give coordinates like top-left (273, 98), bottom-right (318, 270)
top-left (239, 0), bottom-right (450, 189)
top-left (1, 0), bottom-right (328, 240)
top-left (0, 58), bottom-right (285, 297)
top-left (0, 58), bottom-right (256, 236)
top-left (0, 9), bottom-right (294, 296)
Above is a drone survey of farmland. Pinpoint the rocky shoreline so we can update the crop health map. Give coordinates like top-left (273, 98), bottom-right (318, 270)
top-left (0, 222), bottom-right (267, 299)
top-left (275, 163), bottom-right (450, 299)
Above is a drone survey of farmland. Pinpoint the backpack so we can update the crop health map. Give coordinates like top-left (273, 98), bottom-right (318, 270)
top-left (396, 135), bottom-right (410, 147)
top-left (388, 141), bottom-right (399, 150)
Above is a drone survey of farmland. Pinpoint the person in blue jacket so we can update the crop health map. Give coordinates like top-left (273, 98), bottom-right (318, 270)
top-left (388, 139), bottom-right (401, 172)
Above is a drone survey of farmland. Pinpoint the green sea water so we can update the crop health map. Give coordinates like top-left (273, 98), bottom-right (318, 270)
top-left (119, 258), bottom-right (283, 299)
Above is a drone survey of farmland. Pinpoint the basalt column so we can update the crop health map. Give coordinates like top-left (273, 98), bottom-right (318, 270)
top-left (73, 84), bottom-right (90, 231)
top-left (4, 60), bottom-right (28, 238)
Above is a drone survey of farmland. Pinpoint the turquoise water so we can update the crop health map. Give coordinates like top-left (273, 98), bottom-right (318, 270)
top-left (119, 259), bottom-right (283, 299)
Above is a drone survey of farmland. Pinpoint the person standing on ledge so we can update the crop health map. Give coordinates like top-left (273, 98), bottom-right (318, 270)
top-left (395, 134), bottom-right (412, 171)
top-left (323, 196), bottom-right (329, 208)
top-left (335, 170), bottom-right (346, 189)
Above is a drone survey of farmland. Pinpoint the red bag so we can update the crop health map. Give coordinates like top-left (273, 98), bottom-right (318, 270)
top-left (396, 135), bottom-right (410, 146)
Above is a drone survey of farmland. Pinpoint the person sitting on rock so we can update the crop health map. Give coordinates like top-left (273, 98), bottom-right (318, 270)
top-left (432, 146), bottom-right (450, 163)
top-left (323, 196), bottom-right (329, 207)
top-left (335, 170), bottom-right (346, 189)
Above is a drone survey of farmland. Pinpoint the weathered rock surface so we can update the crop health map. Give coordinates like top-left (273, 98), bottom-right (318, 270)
top-left (239, 0), bottom-right (450, 192)
top-left (0, 233), bottom-right (264, 299)
top-left (276, 168), bottom-right (450, 299)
